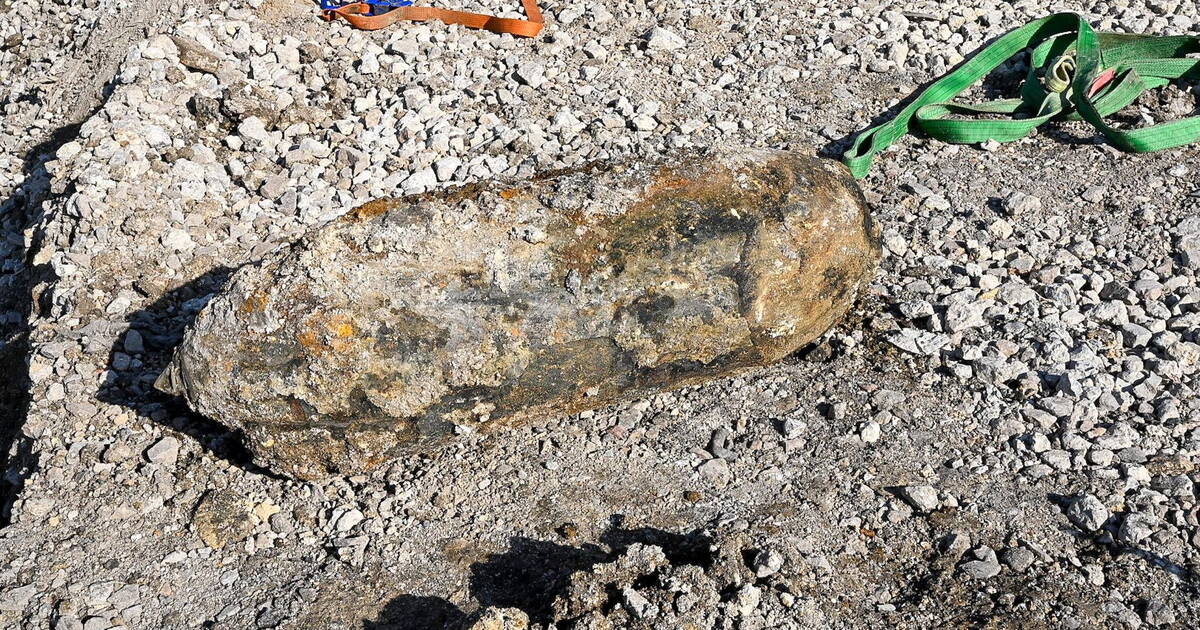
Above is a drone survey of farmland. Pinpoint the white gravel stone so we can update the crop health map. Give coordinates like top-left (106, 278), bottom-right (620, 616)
top-left (145, 437), bottom-right (180, 466)
top-left (645, 27), bottom-right (685, 51)
top-left (897, 485), bottom-right (939, 512)
top-left (860, 421), bottom-right (882, 444)
top-left (1067, 495), bottom-right (1110, 532)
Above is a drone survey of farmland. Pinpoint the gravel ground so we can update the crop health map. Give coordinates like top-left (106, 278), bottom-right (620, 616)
top-left (2, 0), bottom-right (1200, 628)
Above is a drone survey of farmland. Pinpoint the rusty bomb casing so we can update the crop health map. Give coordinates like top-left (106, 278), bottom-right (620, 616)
top-left (158, 148), bottom-right (881, 479)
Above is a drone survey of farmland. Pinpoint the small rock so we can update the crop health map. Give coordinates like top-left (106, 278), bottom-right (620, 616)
top-left (1142, 599), bottom-right (1175, 627)
top-left (404, 168), bottom-right (438, 191)
top-left (751, 547), bottom-right (784, 577)
top-left (145, 436), bottom-right (180, 466)
top-left (259, 175), bottom-right (288, 200)
top-left (514, 61), bottom-right (546, 88)
top-left (896, 485), bottom-right (939, 512)
top-left (193, 490), bottom-right (252, 550)
top-left (780, 417), bottom-right (805, 439)
top-left (988, 218), bottom-right (1014, 239)
top-left (888, 329), bottom-right (949, 355)
top-left (468, 608), bottom-right (529, 630)
top-left (103, 442), bottom-right (136, 464)
top-left (939, 532), bottom-right (972, 557)
top-left (698, 458), bottom-right (731, 485)
top-left (731, 584), bottom-right (762, 616)
top-left (1117, 513), bottom-right (1157, 546)
top-left (434, 156), bottom-right (462, 182)
top-left (621, 587), bottom-right (655, 620)
top-left (170, 35), bottom-right (225, 75)
top-left (959, 546), bottom-right (1001, 579)
top-left (1002, 547), bottom-right (1035, 572)
top-left (944, 301), bottom-right (987, 332)
top-left (645, 27), bottom-right (686, 51)
top-left (1081, 186), bottom-right (1107, 203)
top-left (1120, 322), bottom-right (1152, 348)
top-left (1003, 191), bottom-right (1042, 216)
top-left (124, 330), bottom-right (145, 354)
top-left (1066, 494), bottom-right (1110, 532)
top-left (708, 427), bottom-right (736, 460)
top-left (161, 229), bottom-right (195, 251)
top-left (268, 511), bottom-right (295, 535)
top-left (141, 35), bottom-right (177, 60)
top-left (334, 508), bottom-right (365, 532)
top-left (252, 501), bottom-right (281, 523)
top-left (1176, 235), bottom-right (1200, 270)
top-left (0, 584), bottom-right (36, 612)
top-left (53, 615), bottom-right (83, 630)
top-left (237, 116), bottom-right (269, 143)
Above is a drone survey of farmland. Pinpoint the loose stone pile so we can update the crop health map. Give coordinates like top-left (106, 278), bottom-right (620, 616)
top-left (0, 0), bottom-right (1198, 628)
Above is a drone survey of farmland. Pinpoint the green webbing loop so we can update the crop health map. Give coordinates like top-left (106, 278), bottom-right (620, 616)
top-left (1043, 53), bottom-right (1076, 94)
top-left (843, 12), bottom-right (1200, 178)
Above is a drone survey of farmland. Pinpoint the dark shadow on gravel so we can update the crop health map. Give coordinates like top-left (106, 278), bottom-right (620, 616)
top-left (468, 536), bottom-right (609, 624)
top-left (363, 520), bottom-right (716, 628)
top-left (599, 516), bottom-right (715, 568)
top-left (0, 327), bottom-right (33, 529)
top-left (1, 70), bottom-right (126, 526)
top-left (362, 595), bottom-right (468, 630)
top-left (95, 266), bottom-right (274, 477)
top-left (0, 119), bottom-right (96, 527)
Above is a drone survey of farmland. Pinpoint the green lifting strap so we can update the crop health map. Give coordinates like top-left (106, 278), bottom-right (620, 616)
top-left (843, 12), bottom-right (1200, 179)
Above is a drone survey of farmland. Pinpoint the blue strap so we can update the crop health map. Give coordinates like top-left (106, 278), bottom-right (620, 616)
top-left (320, 0), bottom-right (412, 11)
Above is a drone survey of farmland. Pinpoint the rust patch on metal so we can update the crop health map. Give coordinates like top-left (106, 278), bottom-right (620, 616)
top-left (239, 290), bottom-right (270, 314)
top-left (348, 199), bottom-right (398, 221)
top-left (296, 330), bottom-right (324, 356)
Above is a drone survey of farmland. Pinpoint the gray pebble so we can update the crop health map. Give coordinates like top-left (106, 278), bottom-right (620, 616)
top-left (145, 436), bottom-right (181, 466)
top-left (751, 547), bottom-right (784, 577)
top-left (1001, 547), bottom-right (1035, 572)
top-left (1066, 494), bottom-right (1110, 532)
top-left (896, 485), bottom-right (939, 512)
top-left (1117, 513), bottom-right (1157, 546)
top-left (1003, 191), bottom-right (1042, 216)
top-left (959, 546), bottom-right (1001, 579)
top-left (0, 584), bottom-right (36, 612)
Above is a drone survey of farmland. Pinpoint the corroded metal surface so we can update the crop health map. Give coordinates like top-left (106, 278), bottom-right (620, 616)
top-left (158, 148), bottom-right (881, 479)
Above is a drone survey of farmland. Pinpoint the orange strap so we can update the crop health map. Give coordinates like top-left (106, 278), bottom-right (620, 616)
top-left (323, 0), bottom-right (543, 37)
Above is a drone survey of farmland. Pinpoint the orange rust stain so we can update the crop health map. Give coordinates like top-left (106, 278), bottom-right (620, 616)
top-left (499, 188), bottom-right (522, 200)
top-left (348, 199), bottom-right (396, 221)
top-left (239, 291), bottom-right (270, 314)
top-left (318, 314), bottom-right (355, 336)
top-left (295, 314), bottom-right (359, 356)
top-left (652, 176), bottom-right (693, 192)
top-left (297, 331), bottom-right (324, 356)
top-left (644, 166), bottom-right (699, 195)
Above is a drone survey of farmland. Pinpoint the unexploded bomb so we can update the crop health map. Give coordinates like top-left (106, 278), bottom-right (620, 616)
top-left (158, 148), bottom-right (881, 479)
